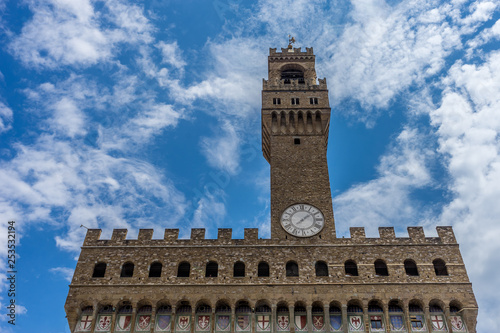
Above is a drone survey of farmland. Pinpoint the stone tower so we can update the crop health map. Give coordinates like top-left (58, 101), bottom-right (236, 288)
top-left (262, 46), bottom-right (335, 241)
top-left (65, 45), bottom-right (478, 333)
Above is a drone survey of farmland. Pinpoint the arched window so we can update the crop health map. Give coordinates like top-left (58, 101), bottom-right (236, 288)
top-left (206, 261), bottom-right (218, 277)
top-left (374, 259), bottom-right (389, 276)
top-left (286, 261), bottom-right (299, 277)
top-left (345, 260), bottom-right (358, 276)
top-left (433, 259), bottom-right (448, 276)
top-left (315, 261), bottom-right (328, 276)
top-left (258, 262), bottom-right (270, 277)
top-left (234, 261), bottom-right (245, 277)
top-left (77, 306), bottom-right (94, 331)
top-left (120, 262), bottom-right (134, 278)
top-left (149, 262), bottom-right (162, 278)
top-left (404, 259), bottom-right (419, 276)
top-left (92, 262), bottom-right (106, 278)
top-left (177, 262), bottom-right (190, 277)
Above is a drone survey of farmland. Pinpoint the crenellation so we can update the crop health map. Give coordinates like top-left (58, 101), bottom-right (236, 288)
top-left (350, 227), bottom-right (366, 240)
top-left (83, 229), bottom-right (102, 245)
top-left (378, 227), bottom-right (395, 239)
top-left (218, 228), bottom-right (232, 242)
top-left (191, 228), bottom-right (206, 240)
top-left (111, 229), bottom-right (127, 243)
top-left (164, 228), bottom-right (179, 242)
top-left (244, 228), bottom-right (258, 241)
top-left (407, 226), bottom-right (425, 242)
top-left (436, 226), bottom-right (457, 244)
top-left (137, 229), bottom-right (153, 241)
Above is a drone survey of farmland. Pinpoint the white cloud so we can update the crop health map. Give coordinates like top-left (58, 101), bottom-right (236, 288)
top-left (52, 97), bottom-right (86, 137)
top-left (9, 0), bottom-right (153, 68)
top-left (50, 266), bottom-right (74, 282)
top-left (200, 121), bottom-right (241, 175)
top-left (157, 41), bottom-right (186, 70)
top-left (0, 101), bottom-right (13, 133)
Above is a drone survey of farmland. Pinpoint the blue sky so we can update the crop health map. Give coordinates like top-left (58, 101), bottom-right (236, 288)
top-left (0, 0), bottom-right (499, 332)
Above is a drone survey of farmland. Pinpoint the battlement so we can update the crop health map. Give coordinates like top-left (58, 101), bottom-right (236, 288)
top-left (82, 226), bottom-right (457, 246)
top-left (269, 47), bottom-right (314, 56)
top-left (262, 77), bottom-right (327, 90)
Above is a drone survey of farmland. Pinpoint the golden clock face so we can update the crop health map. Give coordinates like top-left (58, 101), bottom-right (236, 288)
top-left (280, 204), bottom-right (324, 237)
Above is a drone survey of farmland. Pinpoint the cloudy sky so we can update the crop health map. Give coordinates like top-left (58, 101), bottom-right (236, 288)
top-left (0, 0), bottom-right (499, 331)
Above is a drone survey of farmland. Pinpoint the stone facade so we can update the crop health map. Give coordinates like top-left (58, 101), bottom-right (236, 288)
top-left (65, 46), bottom-right (478, 333)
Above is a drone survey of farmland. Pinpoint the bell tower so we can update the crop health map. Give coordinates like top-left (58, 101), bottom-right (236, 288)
top-left (262, 42), bottom-right (335, 241)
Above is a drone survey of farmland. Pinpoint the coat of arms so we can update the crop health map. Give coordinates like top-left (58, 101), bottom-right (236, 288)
top-left (136, 315), bottom-right (150, 330)
top-left (277, 315), bottom-right (289, 330)
top-left (156, 315), bottom-right (171, 331)
top-left (116, 315), bottom-right (131, 331)
top-left (257, 315), bottom-right (270, 330)
top-left (330, 316), bottom-right (342, 330)
top-left (97, 315), bottom-right (111, 330)
top-left (237, 315), bottom-right (249, 330)
top-left (451, 316), bottom-right (465, 331)
top-left (198, 315), bottom-right (210, 330)
top-left (178, 315), bottom-right (190, 330)
top-left (79, 315), bottom-right (93, 331)
top-left (313, 315), bottom-right (324, 330)
top-left (295, 315), bottom-right (307, 330)
top-left (217, 315), bottom-right (230, 331)
top-left (349, 316), bottom-right (363, 331)
top-left (431, 315), bottom-right (445, 331)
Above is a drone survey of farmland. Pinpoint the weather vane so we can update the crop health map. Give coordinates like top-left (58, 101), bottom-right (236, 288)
top-left (288, 35), bottom-right (296, 48)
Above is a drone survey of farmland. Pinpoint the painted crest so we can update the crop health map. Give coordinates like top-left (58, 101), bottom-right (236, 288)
top-left (198, 315), bottom-right (210, 330)
top-left (116, 315), bottom-right (131, 331)
top-left (330, 316), bottom-right (342, 330)
top-left (277, 315), bottom-right (289, 330)
top-left (431, 315), bottom-right (445, 331)
top-left (79, 315), bottom-right (93, 331)
top-left (313, 315), bottom-right (324, 330)
top-left (451, 316), bottom-right (465, 331)
top-left (178, 315), bottom-right (191, 330)
top-left (295, 315), bottom-right (307, 330)
top-left (410, 315), bottom-right (426, 331)
top-left (217, 315), bottom-right (230, 331)
top-left (349, 315), bottom-right (363, 331)
top-left (137, 315), bottom-right (151, 330)
top-left (237, 315), bottom-right (250, 330)
top-left (257, 315), bottom-right (270, 330)
top-left (156, 315), bottom-right (171, 330)
top-left (97, 315), bottom-right (111, 330)
top-left (390, 315), bottom-right (404, 331)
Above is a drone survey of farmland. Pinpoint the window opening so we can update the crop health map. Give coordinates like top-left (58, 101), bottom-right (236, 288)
top-left (294, 138), bottom-right (301, 145)
top-left (345, 260), bottom-right (358, 276)
top-left (92, 263), bottom-right (106, 278)
top-left (286, 261), bottom-right (299, 277)
top-left (120, 262), bottom-right (134, 278)
top-left (291, 98), bottom-right (300, 105)
top-left (404, 259), bottom-right (419, 276)
top-left (206, 261), bottom-right (218, 277)
top-left (233, 261), bottom-right (245, 277)
top-left (177, 262), bottom-right (190, 277)
top-left (433, 259), bottom-right (448, 276)
top-left (149, 262), bottom-right (162, 277)
top-left (315, 261), bottom-right (328, 276)
top-left (273, 98), bottom-right (281, 105)
top-left (258, 262), bottom-right (270, 277)
top-left (374, 260), bottom-right (389, 276)
top-left (309, 97), bottom-right (318, 105)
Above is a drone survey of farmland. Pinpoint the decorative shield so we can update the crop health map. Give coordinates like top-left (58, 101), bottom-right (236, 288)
top-left (198, 315), bottom-right (210, 330)
top-left (330, 316), bottom-right (342, 330)
top-left (178, 315), bottom-right (190, 330)
top-left (277, 315), bottom-right (289, 330)
top-left (390, 315), bottom-right (404, 330)
top-left (217, 315), bottom-right (230, 331)
top-left (349, 316), bottom-right (362, 331)
top-left (116, 315), bottom-right (131, 330)
top-left (257, 315), bottom-right (270, 330)
top-left (295, 315), bottom-right (307, 330)
top-left (431, 315), bottom-right (445, 331)
top-left (451, 316), bottom-right (464, 331)
top-left (79, 315), bottom-right (93, 331)
top-left (313, 315), bottom-right (324, 330)
top-left (98, 315), bottom-right (111, 330)
top-left (237, 315), bottom-right (250, 330)
top-left (137, 315), bottom-right (151, 330)
top-left (410, 315), bottom-right (426, 331)
top-left (156, 315), bottom-right (171, 330)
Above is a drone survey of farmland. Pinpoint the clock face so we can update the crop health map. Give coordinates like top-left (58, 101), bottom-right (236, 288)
top-left (280, 204), bottom-right (325, 237)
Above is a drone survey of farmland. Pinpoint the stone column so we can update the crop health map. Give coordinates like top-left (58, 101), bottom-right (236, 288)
top-left (424, 306), bottom-right (432, 333)
top-left (290, 306), bottom-right (295, 333)
top-left (90, 303), bottom-right (99, 333)
top-left (383, 304), bottom-right (389, 333)
top-left (402, 302), bottom-right (411, 333)
top-left (307, 306), bottom-right (313, 333)
top-left (150, 306), bottom-right (156, 333)
top-left (341, 305), bottom-right (348, 333)
top-left (323, 305), bottom-right (330, 332)
top-left (130, 308), bottom-right (138, 333)
top-left (251, 308), bottom-right (256, 333)
top-left (191, 308), bottom-right (196, 333)
top-left (171, 306), bottom-right (176, 333)
top-left (211, 307), bottom-right (216, 333)
top-left (444, 306), bottom-right (451, 333)
top-left (363, 306), bottom-right (369, 333)
top-left (231, 307), bottom-right (236, 333)
top-left (110, 307), bottom-right (117, 333)
top-left (272, 305), bottom-right (277, 333)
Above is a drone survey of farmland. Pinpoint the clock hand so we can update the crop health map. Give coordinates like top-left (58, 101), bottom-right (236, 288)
top-left (296, 215), bottom-right (311, 224)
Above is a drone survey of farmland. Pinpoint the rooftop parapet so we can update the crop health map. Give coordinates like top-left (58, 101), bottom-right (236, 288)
top-left (269, 47), bottom-right (314, 56)
top-left (262, 78), bottom-right (327, 90)
top-left (81, 226), bottom-right (458, 246)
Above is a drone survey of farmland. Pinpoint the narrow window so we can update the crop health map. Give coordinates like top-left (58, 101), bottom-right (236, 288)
top-left (258, 262), bottom-right (270, 277)
top-left (315, 261), bottom-right (328, 276)
top-left (120, 262), bottom-right (134, 278)
top-left (92, 263), bottom-right (106, 278)
top-left (149, 262), bottom-right (162, 277)
top-left (345, 260), bottom-right (358, 276)
top-left (286, 261), bottom-right (299, 277)
top-left (374, 259), bottom-right (389, 276)
top-left (294, 138), bottom-right (301, 145)
top-left (206, 261), bottom-right (218, 277)
top-left (177, 262), bottom-right (190, 277)
top-left (291, 98), bottom-right (300, 105)
top-left (433, 259), bottom-right (448, 276)
top-left (309, 97), bottom-right (318, 104)
top-left (234, 261), bottom-right (245, 277)
top-left (273, 98), bottom-right (281, 105)
top-left (404, 259), bottom-right (419, 276)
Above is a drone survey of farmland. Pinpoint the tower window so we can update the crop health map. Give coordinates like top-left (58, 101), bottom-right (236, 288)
top-left (345, 260), bottom-right (358, 276)
top-left (233, 261), bottom-right (245, 277)
top-left (433, 259), bottom-right (448, 276)
top-left (286, 261), bottom-right (299, 277)
top-left (404, 259), bottom-right (419, 276)
top-left (120, 262), bottom-right (134, 278)
top-left (206, 261), bottom-right (218, 277)
top-left (374, 260), bottom-right (389, 276)
top-left (310, 97), bottom-right (318, 104)
top-left (177, 262), bottom-right (190, 277)
top-left (315, 261), bottom-right (328, 276)
top-left (294, 138), bottom-right (300, 145)
top-left (149, 262), bottom-right (162, 277)
top-left (291, 98), bottom-right (300, 105)
top-left (258, 262), bottom-right (270, 277)
top-left (273, 98), bottom-right (281, 105)
top-left (92, 262), bottom-right (106, 278)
